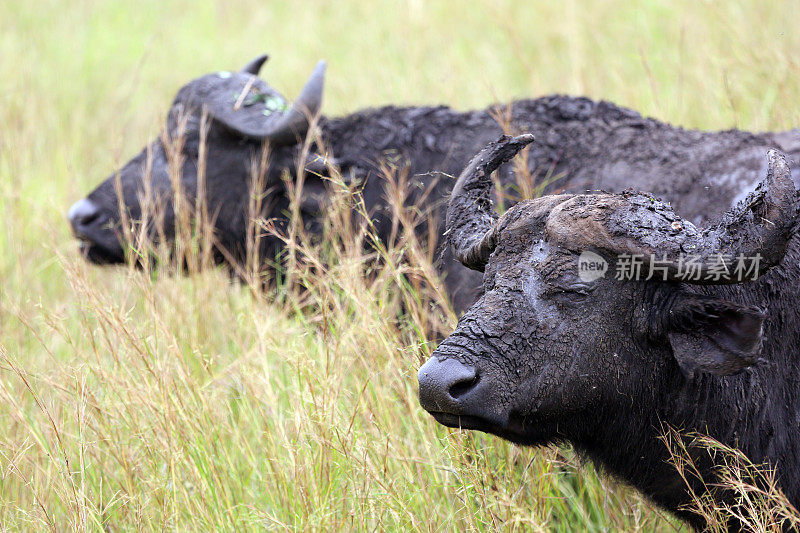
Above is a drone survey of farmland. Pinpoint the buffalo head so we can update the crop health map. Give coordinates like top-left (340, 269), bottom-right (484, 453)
top-left (419, 135), bottom-right (800, 447)
top-left (68, 55), bottom-right (328, 268)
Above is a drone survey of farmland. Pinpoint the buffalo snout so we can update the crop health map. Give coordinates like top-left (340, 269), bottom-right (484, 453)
top-left (418, 355), bottom-right (510, 431)
top-left (418, 357), bottom-right (479, 411)
top-left (68, 197), bottom-right (124, 264)
top-left (68, 198), bottom-right (103, 235)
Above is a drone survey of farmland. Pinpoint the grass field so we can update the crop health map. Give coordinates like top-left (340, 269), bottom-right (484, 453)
top-left (3, 0), bottom-right (800, 530)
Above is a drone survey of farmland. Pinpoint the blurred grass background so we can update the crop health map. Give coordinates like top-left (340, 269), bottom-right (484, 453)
top-left (2, 0), bottom-right (800, 530)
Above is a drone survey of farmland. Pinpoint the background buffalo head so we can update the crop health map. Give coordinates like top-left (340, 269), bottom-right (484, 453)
top-left (68, 55), bottom-right (328, 269)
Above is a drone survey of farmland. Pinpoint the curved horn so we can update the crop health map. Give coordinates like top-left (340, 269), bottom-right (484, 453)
top-left (241, 54), bottom-right (269, 76)
top-left (262, 60), bottom-right (326, 145)
top-left (447, 134), bottom-right (535, 271)
top-left (549, 149), bottom-right (799, 284)
top-left (674, 149), bottom-right (800, 283)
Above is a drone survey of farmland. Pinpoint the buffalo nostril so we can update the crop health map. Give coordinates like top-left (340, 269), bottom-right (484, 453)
top-left (448, 372), bottom-right (480, 399)
top-left (68, 198), bottom-right (101, 229)
top-left (418, 357), bottom-right (479, 412)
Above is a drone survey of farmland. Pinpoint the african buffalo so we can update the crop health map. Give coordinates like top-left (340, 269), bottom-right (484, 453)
top-left (69, 54), bottom-right (800, 312)
top-left (418, 135), bottom-right (800, 529)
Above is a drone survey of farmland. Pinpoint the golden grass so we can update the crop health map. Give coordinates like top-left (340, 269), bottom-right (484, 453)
top-left (4, 0), bottom-right (800, 530)
top-left (662, 428), bottom-right (800, 532)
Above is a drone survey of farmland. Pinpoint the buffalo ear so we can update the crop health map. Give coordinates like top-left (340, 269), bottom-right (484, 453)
top-left (664, 294), bottom-right (765, 379)
top-left (286, 153), bottom-right (336, 214)
top-left (295, 172), bottom-right (329, 214)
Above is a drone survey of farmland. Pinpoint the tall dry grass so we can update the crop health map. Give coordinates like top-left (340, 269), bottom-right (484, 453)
top-left (4, 0), bottom-right (800, 530)
top-left (662, 428), bottom-right (800, 532)
top-left (0, 123), bottom-right (682, 529)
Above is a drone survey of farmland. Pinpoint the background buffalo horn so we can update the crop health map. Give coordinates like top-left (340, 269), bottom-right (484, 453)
top-left (446, 134), bottom-right (535, 271)
top-left (241, 54), bottom-right (269, 76)
top-left (263, 60), bottom-right (326, 145)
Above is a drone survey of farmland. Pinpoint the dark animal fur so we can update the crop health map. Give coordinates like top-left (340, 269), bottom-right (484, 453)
top-left (73, 61), bottom-right (800, 313)
top-left (421, 136), bottom-right (800, 530)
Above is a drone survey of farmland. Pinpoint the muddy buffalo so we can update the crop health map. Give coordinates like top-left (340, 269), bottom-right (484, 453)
top-left (69, 55), bottom-right (800, 312)
top-left (418, 135), bottom-right (800, 529)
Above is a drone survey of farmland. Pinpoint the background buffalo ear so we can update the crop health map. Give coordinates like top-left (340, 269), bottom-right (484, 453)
top-left (283, 152), bottom-right (337, 214)
top-left (664, 294), bottom-right (765, 379)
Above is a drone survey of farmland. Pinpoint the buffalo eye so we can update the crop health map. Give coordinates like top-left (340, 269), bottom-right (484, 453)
top-left (545, 280), bottom-right (596, 304)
